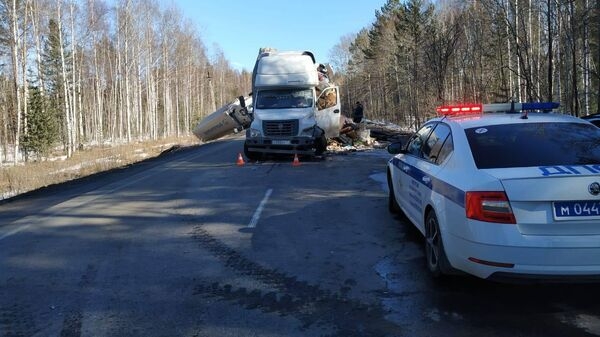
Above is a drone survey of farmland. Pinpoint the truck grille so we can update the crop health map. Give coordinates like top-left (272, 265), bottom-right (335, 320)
top-left (263, 120), bottom-right (298, 137)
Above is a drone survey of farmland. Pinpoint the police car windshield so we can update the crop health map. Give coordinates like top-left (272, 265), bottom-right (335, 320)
top-left (465, 122), bottom-right (600, 169)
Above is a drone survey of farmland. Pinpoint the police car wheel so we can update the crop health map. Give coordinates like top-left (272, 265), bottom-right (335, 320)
top-left (425, 211), bottom-right (451, 277)
top-left (387, 171), bottom-right (402, 214)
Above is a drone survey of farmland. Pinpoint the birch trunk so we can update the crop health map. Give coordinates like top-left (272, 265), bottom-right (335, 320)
top-left (547, 0), bottom-right (553, 102)
top-left (582, 0), bottom-right (590, 116)
top-left (505, 0), bottom-right (514, 99)
top-left (57, 1), bottom-right (73, 156)
top-left (9, 0), bottom-right (22, 163)
top-left (21, 0), bottom-right (29, 139)
top-left (70, 2), bottom-right (81, 147)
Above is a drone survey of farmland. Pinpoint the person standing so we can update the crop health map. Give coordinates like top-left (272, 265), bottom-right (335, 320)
top-left (352, 101), bottom-right (364, 123)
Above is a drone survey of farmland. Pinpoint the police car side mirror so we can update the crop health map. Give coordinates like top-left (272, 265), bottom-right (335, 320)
top-left (387, 141), bottom-right (404, 155)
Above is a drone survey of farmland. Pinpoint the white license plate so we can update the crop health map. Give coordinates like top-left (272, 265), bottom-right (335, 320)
top-left (553, 201), bottom-right (600, 220)
top-left (272, 140), bottom-right (290, 145)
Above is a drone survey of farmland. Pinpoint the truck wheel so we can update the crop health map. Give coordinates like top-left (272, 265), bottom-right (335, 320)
top-left (244, 144), bottom-right (260, 161)
top-left (315, 135), bottom-right (327, 155)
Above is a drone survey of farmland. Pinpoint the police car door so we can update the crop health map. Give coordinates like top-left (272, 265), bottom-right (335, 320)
top-left (401, 122), bottom-right (448, 232)
top-left (315, 86), bottom-right (341, 138)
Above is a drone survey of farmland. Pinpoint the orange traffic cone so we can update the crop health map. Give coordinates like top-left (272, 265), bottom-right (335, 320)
top-left (292, 154), bottom-right (301, 167)
top-left (236, 153), bottom-right (245, 166)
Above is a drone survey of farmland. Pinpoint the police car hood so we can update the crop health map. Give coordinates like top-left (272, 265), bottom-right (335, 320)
top-left (482, 165), bottom-right (600, 202)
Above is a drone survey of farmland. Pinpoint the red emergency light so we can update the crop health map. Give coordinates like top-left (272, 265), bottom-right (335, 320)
top-left (436, 104), bottom-right (483, 116)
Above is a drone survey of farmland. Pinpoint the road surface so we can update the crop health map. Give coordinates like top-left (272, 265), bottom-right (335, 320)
top-left (1, 136), bottom-right (599, 337)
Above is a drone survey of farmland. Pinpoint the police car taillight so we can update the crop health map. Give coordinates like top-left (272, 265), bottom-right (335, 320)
top-left (436, 104), bottom-right (482, 116)
top-left (466, 191), bottom-right (516, 224)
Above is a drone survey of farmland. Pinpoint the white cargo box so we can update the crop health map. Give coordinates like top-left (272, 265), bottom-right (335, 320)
top-left (254, 52), bottom-right (318, 89)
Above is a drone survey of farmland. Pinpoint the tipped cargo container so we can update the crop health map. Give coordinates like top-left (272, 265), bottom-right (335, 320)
top-left (192, 96), bottom-right (253, 142)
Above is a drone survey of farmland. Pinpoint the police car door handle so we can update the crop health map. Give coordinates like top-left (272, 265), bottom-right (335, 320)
top-left (422, 176), bottom-right (431, 184)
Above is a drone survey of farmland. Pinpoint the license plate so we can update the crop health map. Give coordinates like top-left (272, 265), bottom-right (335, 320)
top-left (553, 201), bottom-right (600, 220)
top-left (272, 140), bottom-right (290, 145)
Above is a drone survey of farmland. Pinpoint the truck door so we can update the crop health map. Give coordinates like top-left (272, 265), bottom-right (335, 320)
top-left (315, 86), bottom-right (341, 138)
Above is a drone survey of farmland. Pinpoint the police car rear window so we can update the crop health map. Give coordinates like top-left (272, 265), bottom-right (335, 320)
top-left (465, 122), bottom-right (600, 169)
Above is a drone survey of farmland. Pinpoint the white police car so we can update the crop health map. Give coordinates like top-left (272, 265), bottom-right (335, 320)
top-left (387, 102), bottom-right (600, 281)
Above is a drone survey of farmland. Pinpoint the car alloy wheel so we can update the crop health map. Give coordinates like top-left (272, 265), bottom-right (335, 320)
top-left (425, 211), bottom-right (449, 277)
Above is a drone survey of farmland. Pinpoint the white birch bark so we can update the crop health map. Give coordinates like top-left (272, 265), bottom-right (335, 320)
top-left (9, 0), bottom-right (22, 163)
top-left (57, 0), bottom-right (73, 157)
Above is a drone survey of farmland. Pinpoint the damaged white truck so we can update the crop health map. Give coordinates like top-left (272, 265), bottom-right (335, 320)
top-left (240, 49), bottom-right (341, 160)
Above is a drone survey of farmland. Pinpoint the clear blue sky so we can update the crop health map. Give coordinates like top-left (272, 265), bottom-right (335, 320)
top-left (174, 0), bottom-right (385, 72)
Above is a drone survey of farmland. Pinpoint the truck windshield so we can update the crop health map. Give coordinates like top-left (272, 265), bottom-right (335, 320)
top-left (255, 89), bottom-right (313, 109)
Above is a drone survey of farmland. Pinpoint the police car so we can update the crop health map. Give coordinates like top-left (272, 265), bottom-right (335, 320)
top-left (386, 102), bottom-right (600, 281)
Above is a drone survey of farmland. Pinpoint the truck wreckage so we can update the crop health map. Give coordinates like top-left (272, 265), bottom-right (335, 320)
top-left (193, 48), bottom-right (398, 155)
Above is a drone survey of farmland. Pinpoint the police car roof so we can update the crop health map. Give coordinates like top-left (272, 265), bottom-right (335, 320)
top-left (433, 112), bottom-right (584, 129)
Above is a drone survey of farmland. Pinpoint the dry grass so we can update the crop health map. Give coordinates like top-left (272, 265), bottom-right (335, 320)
top-left (1, 135), bottom-right (198, 200)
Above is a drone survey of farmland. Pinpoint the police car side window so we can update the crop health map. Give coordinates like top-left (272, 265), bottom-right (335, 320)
top-left (406, 124), bottom-right (435, 157)
top-left (423, 124), bottom-right (451, 164)
top-left (435, 135), bottom-right (453, 164)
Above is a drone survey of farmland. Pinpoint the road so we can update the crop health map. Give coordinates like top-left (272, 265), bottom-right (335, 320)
top-left (1, 136), bottom-right (599, 337)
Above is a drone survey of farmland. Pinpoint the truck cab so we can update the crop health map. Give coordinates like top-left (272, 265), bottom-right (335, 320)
top-left (243, 50), bottom-right (341, 160)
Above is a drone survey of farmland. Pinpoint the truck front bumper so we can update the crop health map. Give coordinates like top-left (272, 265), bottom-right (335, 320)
top-left (245, 137), bottom-right (317, 155)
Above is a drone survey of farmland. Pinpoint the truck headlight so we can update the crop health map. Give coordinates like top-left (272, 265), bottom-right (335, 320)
top-left (300, 126), bottom-right (315, 137)
top-left (249, 128), bottom-right (262, 137)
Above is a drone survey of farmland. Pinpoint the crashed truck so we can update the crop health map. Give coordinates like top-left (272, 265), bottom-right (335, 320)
top-left (192, 48), bottom-right (341, 160)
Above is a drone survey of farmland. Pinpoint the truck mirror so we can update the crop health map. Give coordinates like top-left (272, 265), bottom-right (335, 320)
top-left (238, 96), bottom-right (246, 108)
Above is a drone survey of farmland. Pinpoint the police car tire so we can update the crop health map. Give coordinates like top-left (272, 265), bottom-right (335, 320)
top-left (387, 172), bottom-right (402, 214)
top-left (425, 211), bottom-right (451, 277)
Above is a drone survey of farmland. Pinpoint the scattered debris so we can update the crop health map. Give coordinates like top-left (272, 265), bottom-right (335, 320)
top-left (329, 118), bottom-right (413, 154)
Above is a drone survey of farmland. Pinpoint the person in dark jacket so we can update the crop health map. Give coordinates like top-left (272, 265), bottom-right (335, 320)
top-left (352, 101), bottom-right (364, 123)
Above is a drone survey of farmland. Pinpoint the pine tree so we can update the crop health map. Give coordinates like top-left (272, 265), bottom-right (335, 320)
top-left (21, 85), bottom-right (59, 159)
top-left (42, 18), bottom-right (71, 149)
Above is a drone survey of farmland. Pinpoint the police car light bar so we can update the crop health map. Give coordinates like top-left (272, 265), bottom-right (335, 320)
top-left (481, 102), bottom-right (559, 113)
top-left (436, 102), bottom-right (559, 116)
top-left (436, 104), bottom-right (482, 116)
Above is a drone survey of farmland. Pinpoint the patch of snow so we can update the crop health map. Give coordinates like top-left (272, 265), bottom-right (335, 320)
top-left (48, 155), bottom-right (68, 162)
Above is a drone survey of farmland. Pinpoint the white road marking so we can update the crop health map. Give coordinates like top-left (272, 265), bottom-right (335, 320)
top-left (248, 189), bottom-right (273, 228)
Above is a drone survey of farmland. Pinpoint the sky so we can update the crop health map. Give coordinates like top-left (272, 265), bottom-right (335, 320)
top-left (173, 0), bottom-right (385, 72)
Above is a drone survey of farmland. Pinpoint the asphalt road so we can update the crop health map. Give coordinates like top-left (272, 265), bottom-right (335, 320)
top-left (1, 136), bottom-right (599, 337)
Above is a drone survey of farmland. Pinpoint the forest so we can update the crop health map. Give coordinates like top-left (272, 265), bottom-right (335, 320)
top-left (332, 0), bottom-right (599, 129)
top-left (0, 0), bottom-right (251, 164)
top-left (1, 0), bottom-right (599, 164)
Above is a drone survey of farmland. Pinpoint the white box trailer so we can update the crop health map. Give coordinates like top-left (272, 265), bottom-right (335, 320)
top-left (242, 49), bottom-right (341, 159)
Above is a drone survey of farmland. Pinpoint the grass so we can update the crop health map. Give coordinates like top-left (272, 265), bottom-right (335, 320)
top-left (0, 135), bottom-right (198, 200)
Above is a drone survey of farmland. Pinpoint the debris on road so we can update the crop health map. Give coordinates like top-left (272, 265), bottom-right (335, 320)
top-left (329, 118), bottom-right (412, 154)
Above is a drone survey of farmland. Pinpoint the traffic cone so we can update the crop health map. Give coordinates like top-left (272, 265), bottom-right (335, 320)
top-left (236, 153), bottom-right (245, 166)
top-left (292, 154), bottom-right (301, 167)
